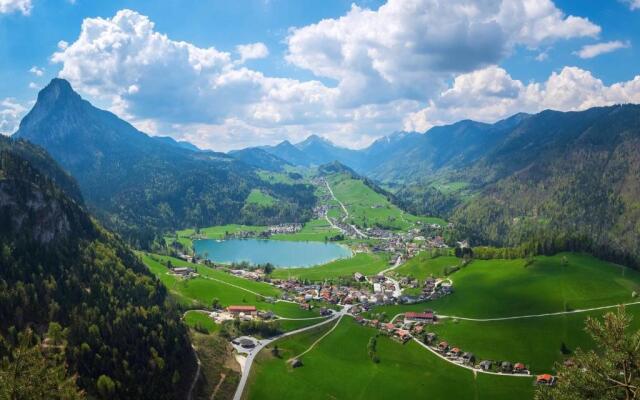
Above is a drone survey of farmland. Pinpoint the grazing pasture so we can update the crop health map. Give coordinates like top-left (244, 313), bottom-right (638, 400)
top-left (244, 318), bottom-right (533, 400)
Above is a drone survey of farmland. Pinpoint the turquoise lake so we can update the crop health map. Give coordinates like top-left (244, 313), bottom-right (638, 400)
top-left (193, 239), bottom-right (352, 268)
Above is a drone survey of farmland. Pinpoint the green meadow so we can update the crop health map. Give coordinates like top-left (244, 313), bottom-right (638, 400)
top-left (366, 252), bottom-right (640, 374)
top-left (245, 189), bottom-right (276, 206)
top-left (184, 310), bottom-right (218, 333)
top-left (394, 254), bottom-right (461, 279)
top-left (141, 253), bottom-right (317, 318)
top-left (376, 253), bottom-right (640, 319)
top-left (271, 252), bottom-right (389, 281)
top-left (244, 317), bottom-right (533, 400)
top-left (430, 303), bottom-right (640, 374)
top-left (328, 174), bottom-right (445, 231)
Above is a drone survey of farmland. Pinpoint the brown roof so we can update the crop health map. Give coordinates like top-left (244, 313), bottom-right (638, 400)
top-left (405, 311), bottom-right (434, 319)
top-left (227, 305), bottom-right (257, 312)
top-left (537, 374), bottom-right (553, 382)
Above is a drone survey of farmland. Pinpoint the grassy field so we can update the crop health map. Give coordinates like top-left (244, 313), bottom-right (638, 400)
top-left (244, 317), bottom-right (534, 400)
top-left (328, 174), bottom-right (445, 231)
top-left (271, 252), bottom-right (389, 281)
top-left (184, 310), bottom-right (219, 334)
top-left (271, 218), bottom-right (341, 242)
top-left (376, 253), bottom-right (640, 319)
top-left (142, 253), bottom-right (318, 318)
top-left (245, 189), bottom-right (276, 206)
top-left (429, 303), bottom-right (640, 374)
top-left (394, 254), bottom-right (461, 279)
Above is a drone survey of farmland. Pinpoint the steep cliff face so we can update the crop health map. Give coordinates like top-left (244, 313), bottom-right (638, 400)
top-left (0, 148), bottom-right (94, 245)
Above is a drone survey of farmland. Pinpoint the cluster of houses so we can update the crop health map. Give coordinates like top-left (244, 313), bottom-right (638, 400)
top-left (351, 310), bottom-right (557, 384)
top-left (434, 339), bottom-right (530, 375)
top-left (266, 223), bottom-right (303, 235)
top-left (229, 268), bottom-right (265, 281)
top-left (273, 279), bottom-right (383, 306)
top-left (398, 277), bottom-right (454, 303)
top-left (354, 309), bottom-right (437, 344)
top-left (210, 305), bottom-right (277, 323)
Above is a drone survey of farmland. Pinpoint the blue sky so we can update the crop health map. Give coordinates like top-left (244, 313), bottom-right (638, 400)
top-left (1, 0), bottom-right (639, 150)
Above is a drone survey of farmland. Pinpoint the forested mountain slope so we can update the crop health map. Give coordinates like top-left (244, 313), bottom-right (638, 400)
top-left (395, 105), bottom-right (640, 267)
top-left (0, 138), bottom-right (194, 398)
top-left (14, 79), bottom-right (315, 245)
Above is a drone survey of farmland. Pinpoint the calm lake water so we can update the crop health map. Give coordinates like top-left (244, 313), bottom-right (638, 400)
top-left (193, 239), bottom-right (352, 268)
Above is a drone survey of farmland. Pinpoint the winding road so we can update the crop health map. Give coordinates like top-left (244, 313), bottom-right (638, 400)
top-left (323, 178), bottom-right (368, 239)
top-left (231, 307), bottom-right (348, 400)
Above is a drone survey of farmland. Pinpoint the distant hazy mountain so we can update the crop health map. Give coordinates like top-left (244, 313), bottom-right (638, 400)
top-left (154, 135), bottom-right (201, 151)
top-left (14, 79), bottom-right (314, 243)
top-left (229, 147), bottom-right (292, 171)
top-left (251, 134), bottom-right (363, 168)
top-left (241, 115), bottom-right (531, 182)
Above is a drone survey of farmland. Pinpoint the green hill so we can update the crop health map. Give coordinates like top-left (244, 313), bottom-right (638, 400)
top-left (0, 141), bottom-right (194, 399)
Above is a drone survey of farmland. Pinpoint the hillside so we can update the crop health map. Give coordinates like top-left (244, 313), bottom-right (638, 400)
top-left (228, 147), bottom-right (291, 171)
top-left (441, 106), bottom-right (640, 267)
top-left (14, 79), bottom-right (315, 244)
top-left (0, 139), bottom-right (194, 398)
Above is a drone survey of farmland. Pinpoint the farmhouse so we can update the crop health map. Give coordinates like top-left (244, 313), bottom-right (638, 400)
top-left (172, 267), bottom-right (194, 277)
top-left (403, 311), bottom-right (434, 324)
top-left (227, 305), bottom-right (257, 316)
top-left (514, 363), bottom-right (527, 373)
top-left (437, 341), bottom-right (449, 352)
top-left (448, 347), bottom-right (462, 358)
top-left (425, 332), bottom-right (437, 344)
top-left (501, 361), bottom-right (513, 373)
top-left (479, 360), bottom-right (493, 371)
top-left (395, 329), bottom-right (411, 343)
top-left (353, 272), bottom-right (366, 282)
top-left (536, 374), bottom-right (556, 386)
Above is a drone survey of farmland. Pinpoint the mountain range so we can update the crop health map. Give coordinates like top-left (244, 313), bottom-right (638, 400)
top-left (14, 79), bottom-right (315, 245)
top-left (9, 78), bottom-right (640, 267)
top-left (242, 104), bottom-right (640, 267)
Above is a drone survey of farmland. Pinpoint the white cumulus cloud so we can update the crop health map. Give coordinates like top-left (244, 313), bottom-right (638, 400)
top-left (0, 0), bottom-right (32, 15)
top-left (0, 98), bottom-right (29, 135)
top-left (47, 4), bottom-right (626, 151)
top-left (236, 42), bottom-right (269, 64)
top-left (404, 66), bottom-right (640, 132)
top-left (574, 40), bottom-right (631, 59)
top-left (286, 0), bottom-right (600, 104)
top-left (29, 66), bottom-right (44, 76)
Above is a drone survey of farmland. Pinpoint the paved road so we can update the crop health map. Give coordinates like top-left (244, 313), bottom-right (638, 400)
top-left (378, 256), bottom-right (404, 297)
top-left (232, 307), bottom-right (348, 400)
top-left (437, 300), bottom-right (640, 322)
top-left (323, 178), bottom-right (368, 239)
top-left (412, 338), bottom-right (533, 378)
